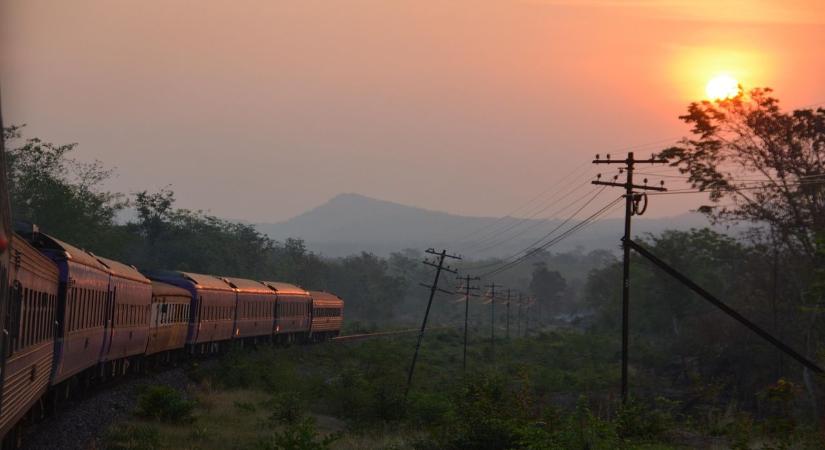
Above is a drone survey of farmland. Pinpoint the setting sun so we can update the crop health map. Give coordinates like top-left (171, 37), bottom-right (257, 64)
top-left (706, 74), bottom-right (740, 100)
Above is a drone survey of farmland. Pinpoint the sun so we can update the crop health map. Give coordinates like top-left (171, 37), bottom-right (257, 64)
top-left (705, 74), bottom-right (740, 100)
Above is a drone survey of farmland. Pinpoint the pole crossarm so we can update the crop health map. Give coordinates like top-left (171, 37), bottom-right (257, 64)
top-left (592, 180), bottom-right (667, 192)
top-left (627, 239), bottom-right (824, 375)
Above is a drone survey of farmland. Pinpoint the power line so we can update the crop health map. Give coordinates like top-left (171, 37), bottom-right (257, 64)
top-left (471, 184), bottom-right (604, 254)
top-left (452, 161), bottom-right (593, 245)
top-left (480, 195), bottom-right (624, 278)
top-left (456, 164), bottom-right (597, 251)
top-left (463, 187), bottom-right (611, 272)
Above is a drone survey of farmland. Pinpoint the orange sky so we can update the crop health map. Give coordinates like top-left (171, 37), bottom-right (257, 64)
top-left (2, 0), bottom-right (824, 221)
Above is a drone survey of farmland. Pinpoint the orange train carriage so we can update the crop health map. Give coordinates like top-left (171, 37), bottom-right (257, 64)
top-left (309, 291), bottom-right (344, 341)
top-left (262, 281), bottom-right (311, 342)
top-left (0, 234), bottom-right (59, 438)
top-left (145, 281), bottom-right (191, 357)
top-left (222, 277), bottom-right (276, 340)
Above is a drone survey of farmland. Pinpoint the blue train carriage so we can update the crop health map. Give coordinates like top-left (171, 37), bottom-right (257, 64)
top-left (261, 282), bottom-right (311, 344)
top-left (95, 257), bottom-right (152, 377)
top-left (221, 277), bottom-right (276, 343)
top-left (0, 234), bottom-right (59, 438)
top-left (309, 291), bottom-right (344, 342)
top-left (142, 271), bottom-right (236, 353)
top-left (23, 232), bottom-right (110, 387)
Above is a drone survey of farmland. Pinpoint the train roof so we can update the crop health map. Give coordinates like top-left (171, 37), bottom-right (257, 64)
top-left (29, 232), bottom-right (108, 271)
top-left (96, 256), bottom-right (150, 284)
top-left (309, 290), bottom-right (344, 307)
top-left (261, 281), bottom-right (310, 296)
top-left (222, 277), bottom-right (274, 295)
top-left (151, 281), bottom-right (191, 298)
top-left (143, 270), bottom-right (234, 292)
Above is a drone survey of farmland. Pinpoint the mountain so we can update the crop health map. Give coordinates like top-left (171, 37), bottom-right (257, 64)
top-left (255, 193), bottom-right (730, 258)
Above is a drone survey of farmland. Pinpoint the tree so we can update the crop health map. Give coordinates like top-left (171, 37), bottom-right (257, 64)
top-left (3, 125), bottom-right (125, 251)
top-left (529, 263), bottom-right (567, 318)
top-left (660, 88), bottom-right (825, 261)
top-left (133, 187), bottom-right (175, 243)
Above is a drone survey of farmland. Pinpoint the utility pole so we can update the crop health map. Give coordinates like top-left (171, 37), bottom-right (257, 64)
top-left (405, 248), bottom-right (460, 400)
top-left (458, 274), bottom-right (480, 372)
top-left (524, 297), bottom-right (532, 337)
top-left (516, 292), bottom-right (523, 338)
top-left (592, 151), bottom-right (667, 403)
top-left (505, 289), bottom-right (512, 339)
top-left (485, 282), bottom-right (500, 353)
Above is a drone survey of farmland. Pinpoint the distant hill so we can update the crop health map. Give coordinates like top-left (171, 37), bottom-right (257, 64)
top-left (255, 193), bottom-right (734, 258)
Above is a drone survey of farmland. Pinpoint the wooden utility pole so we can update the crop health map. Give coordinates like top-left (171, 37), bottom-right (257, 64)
top-left (592, 151), bottom-right (667, 404)
top-left (405, 248), bottom-right (460, 399)
top-left (505, 289), bottom-right (512, 339)
top-left (458, 275), bottom-right (480, 371)
top-left (516, 292), bottom-right (523, 338)
top-left (485, 282), bottom-right (500, 353)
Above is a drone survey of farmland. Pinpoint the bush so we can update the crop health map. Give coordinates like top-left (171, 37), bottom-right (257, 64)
top-left (135, 385), bottom-right (195, 424)
top-left (266, 391), bottom-right (307, 425)
top-left (255, 418), bottom-right (341, 450)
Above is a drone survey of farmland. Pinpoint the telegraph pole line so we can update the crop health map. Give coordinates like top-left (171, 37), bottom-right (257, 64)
top-left (485, 282), bottom-right (500, 353)
top-left (405, 248), bottom-right (460, 400)
top-left (458, 274), bottom-right (480, 372)
top-left (524, 297), bottom-right (532, 337)
top-left (505, 289), bottom-right (512, 340)
top-left (592, 151), bottom-right (667, 403)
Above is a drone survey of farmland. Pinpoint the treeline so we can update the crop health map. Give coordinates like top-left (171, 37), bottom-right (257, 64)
top-left (2, 125), bottom-right (409, 324)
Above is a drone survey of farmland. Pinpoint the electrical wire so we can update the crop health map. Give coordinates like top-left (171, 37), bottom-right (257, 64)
top-left (480, 196), bottom-right (624, 278)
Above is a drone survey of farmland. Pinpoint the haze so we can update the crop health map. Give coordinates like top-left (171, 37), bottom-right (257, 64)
top-left (2, 0), bottom-right (824, 222)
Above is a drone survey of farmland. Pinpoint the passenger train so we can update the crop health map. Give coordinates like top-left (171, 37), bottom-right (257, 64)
top-left (0, 226), bottom-right (344, 444)
top-left (0, 92), bottom-right (346, 446)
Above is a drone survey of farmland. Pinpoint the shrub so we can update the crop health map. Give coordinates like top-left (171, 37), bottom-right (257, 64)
top-left (135, 385), bottom-right (195, 424)
top-left (266, 391), bottom-right (307, 425)
top-left (255, 418), bottom-right (341, 450)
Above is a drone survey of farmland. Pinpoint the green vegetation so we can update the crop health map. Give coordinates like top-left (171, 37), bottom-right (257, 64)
top-left (135, 385), bottom-right (196, 424)
top-left (102, 330), bottom-right (823, 449)
top-left (7, 88), bottom-right (825, 447)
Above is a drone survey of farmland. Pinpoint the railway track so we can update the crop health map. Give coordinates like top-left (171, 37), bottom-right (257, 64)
top-left (331, 328), bottom-right (419, 342)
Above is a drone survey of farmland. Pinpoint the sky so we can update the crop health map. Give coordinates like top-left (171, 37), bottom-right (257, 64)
top-left (2, 0), bottom-right (824, 222)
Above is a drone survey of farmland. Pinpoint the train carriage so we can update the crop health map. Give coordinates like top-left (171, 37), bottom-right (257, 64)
top-left (24, 233), bottom-right (110, 384)
top-left (222, 277), bottom-right (275, 340)
top-left (142, 271), bottom-right (235, 351)
top-left (145, 282), bottom-right (190, 356)
top-left (262, 282), bottom-right (311, 341)
top-left (0, 234), bottom-right (59, 437)
top-left (308, 291), bottom-right (344, 341)
top-left (96, 257), bottom-right (152, 367)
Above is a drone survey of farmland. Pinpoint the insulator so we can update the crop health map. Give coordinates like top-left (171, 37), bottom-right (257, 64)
top-left (606, 153), bottom-right (611, 160)
top-left (619, 168), bottom-right (623, 174)
top-left (595, 153), bottom-right (600, 159)
top-left (597, 173), bottom-right (602, 179)
top-left (644, 178), bottom-right (648, 184)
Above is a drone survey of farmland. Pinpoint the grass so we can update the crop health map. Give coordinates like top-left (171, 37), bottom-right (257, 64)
top-left (101, 328), bottom-right (825, 450)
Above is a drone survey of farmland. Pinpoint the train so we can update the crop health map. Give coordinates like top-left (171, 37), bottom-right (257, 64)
top-left (0, 225), bottom-right (344, 444)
